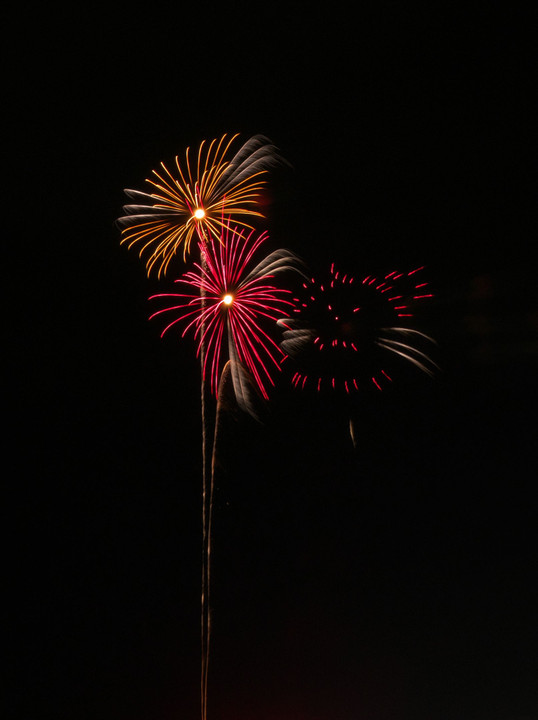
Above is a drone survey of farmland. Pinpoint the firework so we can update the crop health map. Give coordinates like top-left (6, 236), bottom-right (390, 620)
top-left (117, 134), bottom-right (281, 277)
top-left (150, 221), bottom-right (298, 414)
top-left (279, 262), bottom-right (438, 394)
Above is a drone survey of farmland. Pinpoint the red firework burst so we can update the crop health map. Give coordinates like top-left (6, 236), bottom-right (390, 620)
top-left (279, 262), bottom-right (437, 394)
top-left (150, 221), bottom-right (298, 409)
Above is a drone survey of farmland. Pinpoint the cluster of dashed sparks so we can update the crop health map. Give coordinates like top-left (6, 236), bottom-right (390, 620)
top-left (279, 263), bottom-right (437, 394)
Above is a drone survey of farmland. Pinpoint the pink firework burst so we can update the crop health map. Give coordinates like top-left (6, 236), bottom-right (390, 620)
top-left (150, 222), bottom-right (298, 410)
top-left (279, 262), bottom-right (438, 394)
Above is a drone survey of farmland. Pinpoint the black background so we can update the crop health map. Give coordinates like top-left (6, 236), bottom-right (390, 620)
top-left (7, 5), bottom-right (537, 719)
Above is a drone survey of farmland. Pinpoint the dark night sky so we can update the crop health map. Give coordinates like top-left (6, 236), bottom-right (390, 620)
top-left (7, 5), bottom-right (538, 720)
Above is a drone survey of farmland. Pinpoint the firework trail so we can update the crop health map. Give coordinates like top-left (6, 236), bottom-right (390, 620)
top-left (150, 221), bottom-right (298, 719)
top-left (118, 133), bottom-right (286, 720)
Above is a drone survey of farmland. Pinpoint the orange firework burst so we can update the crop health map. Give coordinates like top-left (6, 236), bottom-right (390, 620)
top-left (117, 134), bottom-right (281, 277)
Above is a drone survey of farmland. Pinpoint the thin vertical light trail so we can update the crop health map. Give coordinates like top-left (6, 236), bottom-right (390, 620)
top-left (148, 222), bottom-right (298, 720)
top-left (119, 135), bottom-right (288, 720)
top-left (203, 361), bottom-right (232, 720)
top-left (199, 250), bottom-right (210, 720)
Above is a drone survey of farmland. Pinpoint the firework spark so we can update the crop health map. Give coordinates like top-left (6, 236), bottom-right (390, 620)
top-left (150, 221), bottom-right (298, 414)
top-left (117, 134), bottom-right (281, 277)
top-left (279, 263), bottom-right (438, 394)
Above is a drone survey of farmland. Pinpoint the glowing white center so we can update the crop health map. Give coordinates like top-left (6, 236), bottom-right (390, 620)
top-left (222, 294), bottom-right (233, 306)
top-left (193, 208), bottom-right (205, 220)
